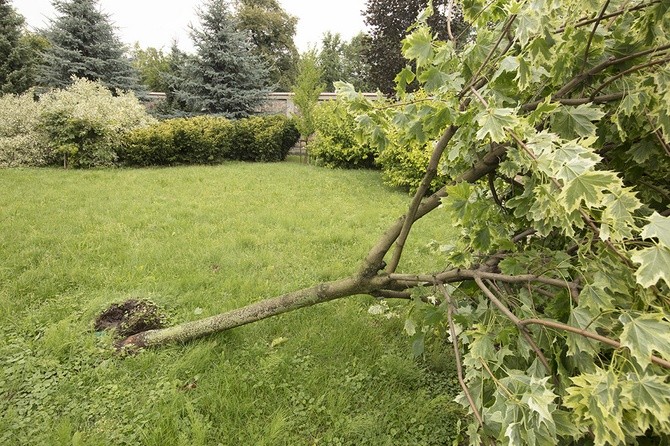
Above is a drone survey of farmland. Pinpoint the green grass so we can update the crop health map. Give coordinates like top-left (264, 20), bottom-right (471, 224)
top-left (0, 163), bottom-right (463, 445)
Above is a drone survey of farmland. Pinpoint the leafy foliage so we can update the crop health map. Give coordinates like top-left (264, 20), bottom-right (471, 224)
top-left (235, 0), bottom-right (299, 91)
top-left (130, 44), bottom-right (171, 92)
top-left (307, 100), bottom-right (377, 169)
top-left (336, 0), bottom-right (670, 444)
top-left (0, 1), bottom-right (46, 95)
top-left (363, 0), bottom-right (469, 94)
top-left (120, 114), bottom-right (299, 166)
top-left (39, 0), bottom-right (140, 93)
top-left (291, 49), bottom-right (324, 138)
top-left (0, 77), bottom-right (154, 168)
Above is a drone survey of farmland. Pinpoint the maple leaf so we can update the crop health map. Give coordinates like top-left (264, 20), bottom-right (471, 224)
top-left (631, 245), bottom-right (670, 288)
top-left (619, 313), bottom-right (670, 368)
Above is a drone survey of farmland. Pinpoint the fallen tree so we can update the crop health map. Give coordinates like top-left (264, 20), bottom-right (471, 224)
top-left (120, 1), bottom-right (670, 444)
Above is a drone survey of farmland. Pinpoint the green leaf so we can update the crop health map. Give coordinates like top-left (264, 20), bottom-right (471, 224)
top-left (475, 107), bottom-right (519, 142)
top-left (631, 245), bottom-right (670, 288)
top-left (640, 212), bottom-right (670, 246)
top-left (402, 26), bottom-right (434, 68)
top-left (551, 104), bottom-right (605, 139)
top-left (394, 66), bottom-right (415, 96)
top-left (559, 171), bottom-right (618, 211)
top-left (624, 373), bottom-right (670, 418)
top-left (619, 313), bottom-right (670, 367)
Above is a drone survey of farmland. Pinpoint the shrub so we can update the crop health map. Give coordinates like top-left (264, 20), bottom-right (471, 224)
top-left (39, 78), bottom-right (156, 168)
top-left (0, 92), bottom-right (50, 167)
top-left (120, 115), bottom-right (299, 166)
top-left (119, 116), bottom-right (233, 166)
top-left (376, 140), bottom-right (447, 193)
top-left (307, 101), bottom-right (378, 169)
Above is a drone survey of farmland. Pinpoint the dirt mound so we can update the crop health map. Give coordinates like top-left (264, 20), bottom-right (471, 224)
top-left (94, 299), bottom-right (167, 338)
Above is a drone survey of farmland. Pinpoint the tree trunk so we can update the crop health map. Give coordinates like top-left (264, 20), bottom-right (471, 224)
top-left (118, 275), bottom-right (392, 350)
top-left (118, 117), bottom-right (507, 350)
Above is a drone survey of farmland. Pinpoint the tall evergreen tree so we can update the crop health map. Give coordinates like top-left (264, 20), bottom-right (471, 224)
top-left (173, 0), bottom-right (270, 117)
top-left (235, 0), bottom-right (298, 91)
top-left (363, 0), bottom-right (467, 94)
top-left (0, 0), bottom-right (43, 94)
top-left (40, 0), bottom-right (140, 92)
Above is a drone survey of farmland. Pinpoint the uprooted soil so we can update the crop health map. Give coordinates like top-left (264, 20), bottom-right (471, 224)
top-left (94, 299), bottom-right (167, 338)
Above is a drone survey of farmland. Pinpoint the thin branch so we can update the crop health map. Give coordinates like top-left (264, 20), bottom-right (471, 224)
top-left (474, 276), bottom-right (557, 384)
top-left (590, 56), bottom-right (670, 98)
top-left (556, 1), bottom-right (660, 33)
top-left (519, 318), bottom-right (670, 369)
top-left (581, 0), bottom-right (612, 75)
top-left (554, 44), bottom-right (670, 99)
top-left (459, 14), bottom-right (518, 98)
top-left (445, 0), bottom-right (456, 43)
top-left (654, 129), bottom-right (670, 157)
top-left (521, 92), bottom-right (626, 111)
top-left (437, 283), bottom-right (485, 429)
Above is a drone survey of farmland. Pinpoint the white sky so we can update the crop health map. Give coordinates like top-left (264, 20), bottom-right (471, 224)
top-left (11, 0), bottom-right (368, 53)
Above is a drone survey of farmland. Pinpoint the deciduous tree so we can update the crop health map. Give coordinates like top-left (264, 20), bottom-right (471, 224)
top-left (121, 1), bottom-right (670, 444)
top-left (131, 44), bottom-right (170, 93)
top-left (363, 0), bottom-right (467, 94)
top-left (235, 0), bottom-right (298, 91)
top-left (0, 0), bottom-right (45, 94)
top-left (292, 49), bottom-right (324, 138)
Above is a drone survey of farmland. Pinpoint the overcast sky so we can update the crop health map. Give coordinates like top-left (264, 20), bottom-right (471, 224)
top-left (11, 0), bottom-right (368, 53)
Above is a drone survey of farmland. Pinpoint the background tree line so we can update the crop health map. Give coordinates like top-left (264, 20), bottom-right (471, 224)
top-left (1, 0), bottom-right (460, 114)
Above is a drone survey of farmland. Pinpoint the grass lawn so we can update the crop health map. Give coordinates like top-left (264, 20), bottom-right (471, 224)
top-left (0, 163), bottom-right (463, 445)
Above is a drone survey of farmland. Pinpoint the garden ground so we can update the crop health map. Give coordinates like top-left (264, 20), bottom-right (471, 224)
top-left (0, 163), bottom-right (463, 445)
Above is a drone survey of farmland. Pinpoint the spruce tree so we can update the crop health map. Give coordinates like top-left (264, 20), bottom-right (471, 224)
top-left (40, 0), bottom-right (140, 92)
top-left (173, 0), bottom-right (270, 117)
top-left (0, 0), bottom-right (42, 94)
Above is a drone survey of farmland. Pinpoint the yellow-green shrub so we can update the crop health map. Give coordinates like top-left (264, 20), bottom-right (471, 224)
top-left (307, 101), bottom-right (378, 169)
top-left (119, 115), bottom-right (299, 166)
top-left (39, 78), bottom-right (156, 168)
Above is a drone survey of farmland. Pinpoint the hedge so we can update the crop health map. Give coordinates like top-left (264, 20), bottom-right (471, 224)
top-left (119, 115), bottom-right (300, 167)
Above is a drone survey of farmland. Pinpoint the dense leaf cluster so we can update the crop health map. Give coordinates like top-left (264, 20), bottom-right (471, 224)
top-left (120, 114), bottom-right (299, 166)
top-left (307, 101), bottom-right (377, 169)
top-left (338, 0), bottom-right (670, 444)
top-left (0, 77), bottom-right (154, 168)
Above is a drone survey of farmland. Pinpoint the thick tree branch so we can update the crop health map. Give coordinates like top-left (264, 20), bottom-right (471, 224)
top-left (362, 143), bottom-right (507, 277)
top-left (118, 275), bottom-right (391, 350)
top-left (386, 125), bottom-right (457, 273)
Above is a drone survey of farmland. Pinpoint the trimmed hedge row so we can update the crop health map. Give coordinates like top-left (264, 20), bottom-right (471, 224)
top-left (119, 115), bottom-right (300, 166)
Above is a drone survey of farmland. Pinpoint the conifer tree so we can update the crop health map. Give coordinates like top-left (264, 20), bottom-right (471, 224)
top-left (40, 0), bottom-right (140, 92)
top-left (172, 0), bottom-right (270, 117)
